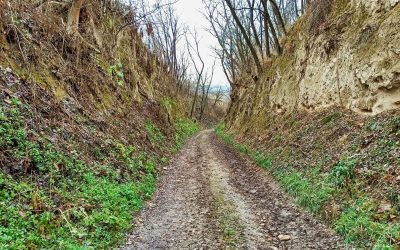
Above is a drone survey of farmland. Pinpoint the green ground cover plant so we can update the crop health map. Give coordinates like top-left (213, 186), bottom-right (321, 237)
top-left (215, 123), bottom-right (399, 249)
top-left (0, 99), bottom-right (198, 249)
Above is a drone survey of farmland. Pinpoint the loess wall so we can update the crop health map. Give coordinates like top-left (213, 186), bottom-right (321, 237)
top-left (227, 0), bottom-right (400, 130)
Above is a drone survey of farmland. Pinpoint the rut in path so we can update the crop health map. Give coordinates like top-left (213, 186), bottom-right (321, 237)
top-left (123, 130), bottom-right (343, 250)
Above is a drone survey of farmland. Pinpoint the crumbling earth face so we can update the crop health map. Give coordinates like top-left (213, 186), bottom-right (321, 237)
top-left (123, 130), bottom-right (343, 249)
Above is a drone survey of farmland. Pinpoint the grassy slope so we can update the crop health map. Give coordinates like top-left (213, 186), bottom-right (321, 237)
top-left (217, 108), bottom-right (400, 249)
top-left (0, 96), bottom-right (198, 249)
top-left (0, 1), bottom-right (200, 249)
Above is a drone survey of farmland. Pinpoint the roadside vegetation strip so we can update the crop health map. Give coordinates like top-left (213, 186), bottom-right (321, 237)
top-left (215, 123), bottom-right (400, 249)
top-left (207, 144), bottom-right (247, 248)
top-left (212, 195), bottom-right (246, 248)
top-left (0, 98), bottom-right (198, 249)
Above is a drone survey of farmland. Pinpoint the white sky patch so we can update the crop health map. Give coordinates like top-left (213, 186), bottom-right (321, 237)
top-left (148, 0), bottom-right (229, 88)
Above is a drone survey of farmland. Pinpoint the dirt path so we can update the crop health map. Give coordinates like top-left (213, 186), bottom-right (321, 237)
top-left (123, 130), bottom-right (343, 249)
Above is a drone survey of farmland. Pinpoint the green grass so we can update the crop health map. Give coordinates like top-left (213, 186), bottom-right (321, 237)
top-left (0, 99), bottom-right (199, 249)
top-left (335, 199), bottom-right (400, 249)
top-left (275, 170), bottom-right (335, 214)
top-left (108, 61), bottom-right (125, 86)
top-left (173, 117), bottom-right (199, 150)
top-left (251, 151), bottom-right (273, 169)
top-left (215, 123), bottom-right (400, 249)
top-left (0, 101), bottom-right (156, 249)
top-left (145, 120), bottom-right (166, 146)
top-left (215, 123), bottom-right (233, 144)
top-left (160, 97), bottom-right (178, 111)
top-left (212, 196), bottom-right (245, 247)
top-left (328, 158), bottom-right (357, 189)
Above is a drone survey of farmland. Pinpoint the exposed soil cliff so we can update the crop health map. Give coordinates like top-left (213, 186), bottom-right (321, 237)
top-left (221, 1), bottom-right (400, 248)
top-left (227, 0), bottom-right (400, 130)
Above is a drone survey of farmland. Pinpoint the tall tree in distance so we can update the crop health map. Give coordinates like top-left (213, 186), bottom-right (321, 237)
top-left (186, 30), bottom-right (205, 119)
top-left (199, 61), bottom-right (216, 121)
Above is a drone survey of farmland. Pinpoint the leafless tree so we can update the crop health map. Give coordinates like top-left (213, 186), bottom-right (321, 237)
top-left (224, 0), bottom-right (262, 73)
top-left (212, 86), bottom-right (225, 108)
top-left (139, 1), bottom-right (187, 85)
top-left (186, 30), bottom-right (205, 119)
top-left (203, 0), bottom-right (309, 87)
top-left (199, 61), bottom-right (216, 121)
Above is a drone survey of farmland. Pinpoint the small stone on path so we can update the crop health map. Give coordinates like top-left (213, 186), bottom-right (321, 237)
top-left (278, 234), bottom-right (292, 241)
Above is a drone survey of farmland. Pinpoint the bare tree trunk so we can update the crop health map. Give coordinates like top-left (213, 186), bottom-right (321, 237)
top-left (213, 87), bottom-right (223, 108)
top-left (200, 62), bottom-right (215, 121)
top-left (191, 79), bottom-right (201, 119)
top-left (294, 0), bottom-right (299, 18)
top-left (67, 0), bottom-right (85, 35)
top-left (220, 52), bottom-right (233, 87)
top-left (229, 41), bottom-right (236, 84)
top-left (258, 4), bottom-right (264, 51)
top-left (280, 0), bottom-right (285, 21)
top-left (235, 33), bottom-right (247, 63)
top-left (200, 81), bottom-right (212, 121)
top-left (269, 0), bottom-right (286, 35)
top-left (263, 3), bottom-right (271, 57)
top-left (262, 0), bottom-right (282, 55)
top-left (247, 0), bottom-right (263, 57)
top-left (268, 16), bottom-right (282, 55)
top-left (224, 0), bottom-right (262, 73)
top-left (186, 31), bottom-right (205, 119)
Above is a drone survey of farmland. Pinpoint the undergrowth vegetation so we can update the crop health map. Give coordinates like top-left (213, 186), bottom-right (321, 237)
top-left (0, 0), bottom-right (205, 248)
top-left (212, 195), bottom-right (245, 247)
top-left (174, 118), bottom-right (200, 150)
top-left (0, 99), bottom-right (198, 249)
top-left (145, 120), bottom-right (166, 146)
top-left (216, 116), bottom-right (400, 249)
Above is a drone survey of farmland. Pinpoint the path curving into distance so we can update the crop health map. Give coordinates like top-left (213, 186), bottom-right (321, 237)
top-left (122, 130), bottom-right (343, 250)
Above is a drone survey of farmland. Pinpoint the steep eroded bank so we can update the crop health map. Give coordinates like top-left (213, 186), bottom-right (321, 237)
top-left (223, 0), bottom-right (400, 248)
top-left (0, 1), bottom-right (199, 248)
top-left (227, 0), bottom-right (400, 130)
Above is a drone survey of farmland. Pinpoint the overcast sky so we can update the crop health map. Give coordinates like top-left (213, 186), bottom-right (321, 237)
top-left (148, 0), bottom-right (229, 88)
